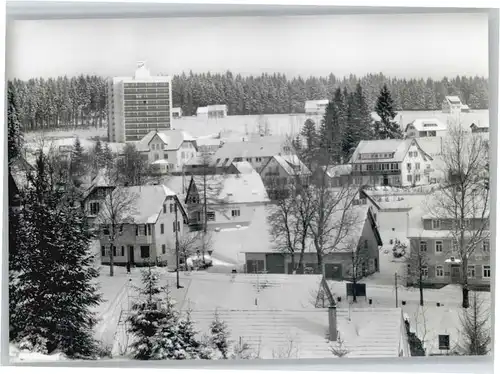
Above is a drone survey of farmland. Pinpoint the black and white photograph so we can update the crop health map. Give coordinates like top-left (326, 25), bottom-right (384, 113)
top-left (4, 3), bottom-right (495, 365)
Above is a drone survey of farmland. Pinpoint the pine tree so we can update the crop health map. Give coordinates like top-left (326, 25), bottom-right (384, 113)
top-left (117, 143), bottom-right (150, 186)
top-left (374, 84), bottom-right (403, 139)
top-left (209, 312), bottom-right (231, 359)
top-left (457, 293), bottom-right (491, 355)
top-left (10, 151), bottom-right (101, 358)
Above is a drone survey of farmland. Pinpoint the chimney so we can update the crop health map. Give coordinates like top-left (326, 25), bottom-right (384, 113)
top-left (328, 305), bottom-right (338, 341)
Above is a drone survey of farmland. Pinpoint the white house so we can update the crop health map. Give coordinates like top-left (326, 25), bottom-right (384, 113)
top-left (196, 105), bottom-right (228, 118)
top-left (442, 96), bottom-right (466, 113)
top-left (184, 171), bottom-right (270, 231)
top-left (135, 129), bottom-right (198, 173)
top-left (305, 99), bottom-right (329, 116)
top-left (349, 139), bottom-right (435, 187)
top-left (172, 107), bottom-right (183, 118)
top-left (405, 118), bottom-right (447, 138)
top-left (97, 185), bottom-right (188, 267)
top-left (260, 154), bottom-right (311, 199)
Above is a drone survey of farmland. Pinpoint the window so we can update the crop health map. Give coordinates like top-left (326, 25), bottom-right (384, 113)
top-left (483, 265), bottom-right (491, 278)
top-left (161, 224), bottom-right (164, 234)
top-left (415, 163), bottom-right (421, 170)
top-left (154, 153), bottom-right (160, 161)
top-left (432, 220), bottom-right (441, 229)
top-left (101, 246), bottom-right (106, 256)
top-left (231, 209), bottom-right (241, 217)
top-left (103, 225), bottom-right (110, 235)
top-left (147, 224), bottom-right (151, 236)
top-left (407, 163), bottom-right (411, 170)
top-left (140, 246), bottom-right (150, 259)
top-left (90, 201), bottom-right (100, 215)
top-left (162, 244), bottom-right (166, 254)
top-left (436, 265), bottom-right (444, 277)
top-left (163, 204), bottom-right (167, 214)
top-left (421, 266), bottom-right (428, 278)
top-left (256, 157), bottom-right (262, 162)
top-left (483, 239), bottom-right (490, 253)
top-left (112, 245), bottom-right (117, 257)
top-left (177, 221), bottom-right (181, 231)
top-left (420, 241), bottom-right (427, 252)
top-left (467, 265), bottom-right (476, 278)
top-left (407, 175), bottom-right (412, 183)
top-left (207, 211), bottom-right (215, 221)
top-left (435, 240), bottom-right (443, 253)
top-left (170, 204), bottom-right (174, 213)
top-left (415, 174), bottom-right (421, 182)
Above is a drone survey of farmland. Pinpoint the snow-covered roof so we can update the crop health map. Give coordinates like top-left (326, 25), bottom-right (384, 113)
top-left (406, 118), bottom-right (447, 132)
top-left (135, 129), bottom-right (196, 152)
top-left (214, 139), bottom-right (286, 162)
top-left (471, 122), bottom-right (489, 129)
top-left (350, 139), bottom-right (432, 163)
top-left (207, 104), bottom-right (227, 111)
top-left (190, 173), bottom-right (270, 205)
top-left (305, 99), bottom-right (329, 111)
top-left (196, 106), bottom-right (209, 114)
top-left (232, 161), bottom-right (256, 174)
top-left (187, 308), bottom-right (405, 359)
top-left (152, 159), bottom-right (170, 165)
top-left (271, 154), bottom-right (311, 176)
top-left (172, 107), bottom-right (182, 113)
top-left (322, 164), bottom-right (352, 178)
top-left (445, 96), bottom-right (462, 105)
top-left (99, 185), bottom-right (180, 224)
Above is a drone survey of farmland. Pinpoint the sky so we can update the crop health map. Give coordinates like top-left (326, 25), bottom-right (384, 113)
top-left (6, 12), bottom-right (489, 80)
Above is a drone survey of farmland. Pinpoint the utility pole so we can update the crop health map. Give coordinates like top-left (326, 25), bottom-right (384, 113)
top-left (395, 272), bottom-right (398, 307)
top-left (174, 200), bottom-right (182, 289)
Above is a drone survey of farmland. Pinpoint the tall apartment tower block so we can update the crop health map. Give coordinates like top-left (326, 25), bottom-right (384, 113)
top-left (107, 62), bottom-right (173, 143)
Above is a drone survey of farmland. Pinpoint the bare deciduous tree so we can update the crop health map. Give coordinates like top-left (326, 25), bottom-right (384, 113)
top-left (427, 126), bottom-right (489, 308)
top-left (271, 337), bottom-right (299, 359)
top-left (97, 187), bottom-right (139, 276)
top-left (405, 238), bottom-right (431, 306)
top-left (330, 337), bottom-right (349, 358)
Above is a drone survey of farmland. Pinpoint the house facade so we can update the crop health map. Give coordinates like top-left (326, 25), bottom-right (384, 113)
top-left (312, 165), bottom-right (353, 188)
top-left (135, 130), bottom-right (197, 173)
top-left (259, 155), bottom-right (311, 199)
top-left (442, 96), bottom-right (463, 113)
top-left (98, 185), bottom-right (188, 267)
top-left (184, 173), bottom-right (270, 232)
top-left (470, 123), bottom-right (489, 133)
top-left (405, 118), bottom-right (447, 138)
top-left (349, 139), bottom-right (434, 187)
top-left (407, 217), bottom-right (490, 289)
top-left (245, 205), bottom-right (382, 279)
top-left (196, 105), bottom-right (228, 118)
top-left (305, 99), bottom-right (329, 116)
top-left (172, 107), bottom-right (183, 118)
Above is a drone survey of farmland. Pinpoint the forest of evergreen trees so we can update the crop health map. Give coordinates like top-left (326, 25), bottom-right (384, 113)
top-left (9, 72), bottom-right (489, 132)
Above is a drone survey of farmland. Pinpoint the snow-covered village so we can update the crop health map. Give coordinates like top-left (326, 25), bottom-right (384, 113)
top-left (6, 10), bottom-right (493, 365)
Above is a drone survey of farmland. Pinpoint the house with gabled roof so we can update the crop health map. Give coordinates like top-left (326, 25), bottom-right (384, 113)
top-left (213, 138), bottom-right (290, 173)
top-left (97, 185), bottom-right (188, 267)
top-left (470, 122), bottom-right (489, 133)
top-left (405, 118), bottom-right (447, 138)
top-left (312, 164), bottom-right (353, 188)
top-left (442, 95), bottom-right (467, 113)
top-left (260, 154), bottom-right (311, 199)
top-left (184, 172), bottom-right (270, 232)
top-left (134, 129), bottom-right (197, 173)
top-left (241, 203), bottom-right (382, 278)
top-left (349, 139), bottom-right (434, 187)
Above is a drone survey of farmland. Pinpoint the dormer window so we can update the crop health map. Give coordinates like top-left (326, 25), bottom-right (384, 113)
top-left (432, 219), bottom-right (441, 229)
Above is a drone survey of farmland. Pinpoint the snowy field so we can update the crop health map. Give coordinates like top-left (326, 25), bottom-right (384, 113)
top-left (23, 110), bottom-right (490, 146)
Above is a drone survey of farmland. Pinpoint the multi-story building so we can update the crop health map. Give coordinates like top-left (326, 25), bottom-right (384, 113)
top-left (184, 172), bottom-right (270, 232)
top-left (259, 154), bottom-right (311, 199)
top-left (305, 99), bottom-right (329, 116)
top-left (134, 129), bottom-right (197, 174)
top-left (407, 212), bottom-right (490, 289)
top-left (98, 185), bottom-right (188, 267)
top-left (107, 62), bottom-right (173, 143)
top-left (442, 95), bottom-right (466, 114)
top-left (349, 139), bottom-right (434, 187)
top-left (405, 118), bottom-right (447, 138)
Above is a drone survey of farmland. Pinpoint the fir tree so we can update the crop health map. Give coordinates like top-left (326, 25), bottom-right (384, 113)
top-left (456, 293), bottom-right (491, 356)
top-left (374, 84), bottom-right (403, 139)
top-left (70, 137), bottom-right (86, 181)
top-left (300, 118), bottom-right (318, 166)
top-left (127, 266), bottom-right (211, 360)
top-left (209, 312), bottom-right (231, 359)
top-left (10, 151), bottom-right (101, 358)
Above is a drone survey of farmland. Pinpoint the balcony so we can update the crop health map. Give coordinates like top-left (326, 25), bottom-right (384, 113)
top-left (351, 169), bottom-right (400, 176)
